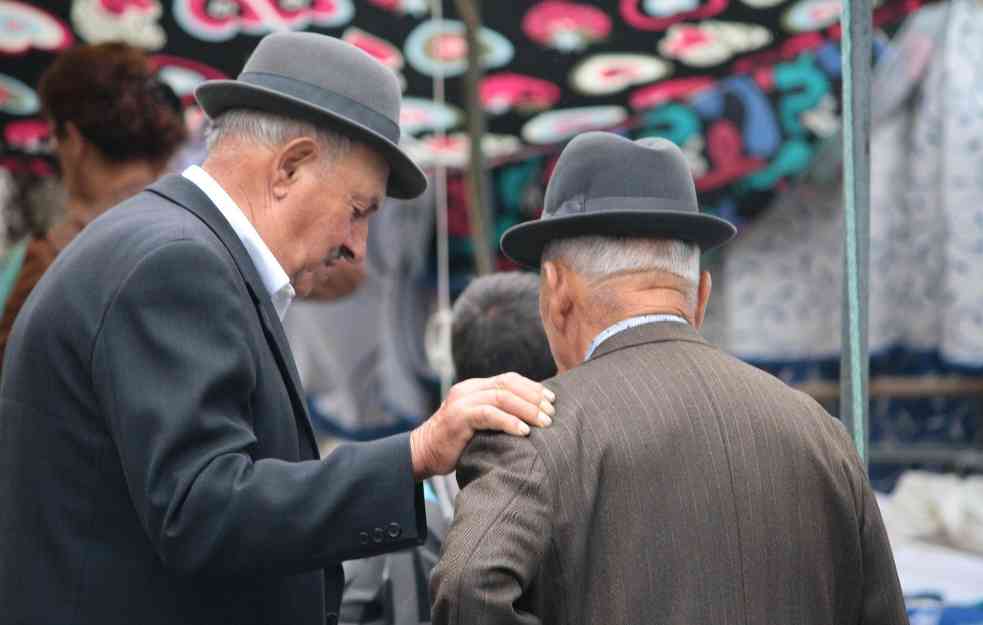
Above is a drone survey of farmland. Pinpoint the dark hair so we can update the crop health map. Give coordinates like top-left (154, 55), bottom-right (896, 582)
top-left (451, 272), bottom-right (557, 382)
top-left (38, 42), bottom-right (187, 164)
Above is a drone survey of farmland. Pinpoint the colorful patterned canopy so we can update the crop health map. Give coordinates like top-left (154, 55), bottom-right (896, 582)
top-left (0, 0), bottom-right (925, 227)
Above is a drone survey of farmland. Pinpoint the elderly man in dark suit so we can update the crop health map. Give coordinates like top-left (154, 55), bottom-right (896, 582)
top-left (0, 33), bottom-right (552, 625)
top-left (431, 131), bottom-right (908, 625)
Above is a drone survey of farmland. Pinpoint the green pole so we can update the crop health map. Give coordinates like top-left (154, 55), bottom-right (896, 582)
top-left (840, 0), bottom-right (872, 465)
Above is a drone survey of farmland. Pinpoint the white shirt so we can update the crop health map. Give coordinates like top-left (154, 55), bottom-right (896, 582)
top-left (182, 165), bottom-right (295, 321)
top-left (584, 314), bottom-right (689, 361)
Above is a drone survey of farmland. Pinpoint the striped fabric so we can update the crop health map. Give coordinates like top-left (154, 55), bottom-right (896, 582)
top-left (432, 322), bottom-right (907, 625)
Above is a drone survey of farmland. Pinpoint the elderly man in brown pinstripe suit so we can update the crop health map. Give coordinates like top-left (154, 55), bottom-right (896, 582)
top-left (431, 132), bottom-right (908, 625)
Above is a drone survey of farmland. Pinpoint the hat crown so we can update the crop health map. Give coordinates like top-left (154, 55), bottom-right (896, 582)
top-left (194, 31), bottom-right (427, 198)
top-left (240, 32), bottom-right (401, 127)
top-left (543, 132), bottom-right (698, 218)
top-left (499, 131), bottom-right (736, 267)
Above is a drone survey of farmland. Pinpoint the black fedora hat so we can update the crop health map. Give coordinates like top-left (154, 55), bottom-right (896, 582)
top-left (195, 32), bottom-right (427, 200)
top-left (500, 132), bottom-right (736, 268)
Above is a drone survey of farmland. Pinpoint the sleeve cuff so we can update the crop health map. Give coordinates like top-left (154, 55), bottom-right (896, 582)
top-left (345, 432), bottom-right (427, 559)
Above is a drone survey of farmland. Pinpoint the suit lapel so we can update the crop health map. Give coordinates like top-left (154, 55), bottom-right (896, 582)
top-left (147, 175), bottom-right (319, 458)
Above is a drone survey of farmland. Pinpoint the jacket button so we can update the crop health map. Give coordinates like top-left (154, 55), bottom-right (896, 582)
top-left (372, 527), bottom-right (385, 543)
top-left (325, 612), bottom-right (338, 625)
top-left (387, 522), bottom-right (402, 539)
top-left (359, 531), bottom-right (369, 545)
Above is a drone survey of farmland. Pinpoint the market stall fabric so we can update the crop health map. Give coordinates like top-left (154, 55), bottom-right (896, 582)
top-left (2, 0), bottom-right (925, 226)
top-left (0, 0), bottom-right (939, 439)
top-left (721, 0), bottom-right (983, 490)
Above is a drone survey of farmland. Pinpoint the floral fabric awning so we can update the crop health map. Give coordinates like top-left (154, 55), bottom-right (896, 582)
top-left (1, 0), bottom-right (925, 223)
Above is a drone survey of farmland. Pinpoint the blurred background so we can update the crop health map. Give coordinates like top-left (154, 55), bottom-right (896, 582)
top-left (1, 0), bottom-right (981, 618)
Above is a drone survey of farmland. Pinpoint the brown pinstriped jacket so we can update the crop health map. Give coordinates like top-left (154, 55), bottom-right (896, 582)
top-left (432, 322), bottom-right (907, 625)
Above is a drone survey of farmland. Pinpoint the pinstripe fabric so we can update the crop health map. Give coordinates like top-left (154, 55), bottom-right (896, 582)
top-left (431, 322), bottom-right (907, 625)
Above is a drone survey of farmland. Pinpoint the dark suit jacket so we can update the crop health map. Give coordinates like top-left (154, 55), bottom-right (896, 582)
top-left (341, 475), bottom-right (456, 625)
top-left (0, 175), bottom-right (426, 625)
top-left (432, 322), bottom-right (907, 625)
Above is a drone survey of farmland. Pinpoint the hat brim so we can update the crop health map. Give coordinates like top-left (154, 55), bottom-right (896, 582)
top-left (195, 80), bottom-right (427, 200)
top-left (500, 210), bottom-right (737, 269)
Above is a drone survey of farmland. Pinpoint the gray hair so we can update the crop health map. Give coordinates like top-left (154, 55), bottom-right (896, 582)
top-left (542, 235), bottom-right (699, 286)
top-left (451, 272), bottom-right (556, 382)
top-left (205, 109), bottom-right (351, 163)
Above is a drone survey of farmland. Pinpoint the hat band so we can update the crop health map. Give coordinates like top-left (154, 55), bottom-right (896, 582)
top-left (239, 71), bottom-right (401, 145)
top-left (548, 195), bottom-right (697, 218)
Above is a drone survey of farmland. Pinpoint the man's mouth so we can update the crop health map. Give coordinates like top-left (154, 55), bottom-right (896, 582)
top-left (323, 247), bottom-right (354, 267)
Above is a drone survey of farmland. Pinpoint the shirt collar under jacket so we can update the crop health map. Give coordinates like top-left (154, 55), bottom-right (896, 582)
top-left (182, 165), bottom-right (295, 321)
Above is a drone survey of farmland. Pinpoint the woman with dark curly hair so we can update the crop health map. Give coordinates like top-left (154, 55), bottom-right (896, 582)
top-left (0, 42), bottom-right (187, 362)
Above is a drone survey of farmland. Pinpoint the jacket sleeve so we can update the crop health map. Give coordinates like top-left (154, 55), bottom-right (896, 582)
top-left (91, 239), bottom-right (425, 578)
top-left (430, 431), bottom-right (553, 625)
top-left (829, 418), bottom-right (908, 625)
top-left (860, 477), bottom-right (908, 625)
top-left (858, 469), bottom-right (909, 625)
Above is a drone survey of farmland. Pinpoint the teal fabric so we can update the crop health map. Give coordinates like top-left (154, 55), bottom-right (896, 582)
top-left (0, 239), bottom-right (28, 319)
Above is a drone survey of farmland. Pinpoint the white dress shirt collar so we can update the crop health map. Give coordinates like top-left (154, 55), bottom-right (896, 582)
top-left (584, 314), bottom-right (689, 362)
top-left (182, 165), bottom-right (295, 321)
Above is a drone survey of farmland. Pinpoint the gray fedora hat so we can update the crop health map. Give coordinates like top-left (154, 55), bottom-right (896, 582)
top-left (500, 132), bottom-right (736, 268)
top-left (195, 32), bottom-right (427, 199)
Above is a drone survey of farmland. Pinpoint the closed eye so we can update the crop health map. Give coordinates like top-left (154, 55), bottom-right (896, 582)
top-left (349, 194), bottom-right (381, 221)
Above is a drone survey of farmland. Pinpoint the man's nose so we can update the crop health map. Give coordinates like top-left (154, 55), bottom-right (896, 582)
top-left (346, 220), bottom-right (369, 263)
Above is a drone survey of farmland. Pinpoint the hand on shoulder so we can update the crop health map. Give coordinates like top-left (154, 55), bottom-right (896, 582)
top-left (409, 372), bottom-right (556, 480)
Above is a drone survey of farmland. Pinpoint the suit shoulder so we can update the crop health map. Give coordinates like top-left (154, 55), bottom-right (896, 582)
top-left (543, 338), bottom-right (838, 432)
top-left (86, 190), bottom-right (221, 253)
top-left (67, 191), bottom-right (239, 285)
top-left (538, 351), bottom-right (649, 418)
top-left (457, 429), bottom-right (547, 498)
top-left (38, 192), bottom-right (241, 327)
top-left (666, 342), bottom-right (857, 455)
top-left (466, 428), bottom-right (543, 464)
top-left (705, 346), bottom-right (836, 416)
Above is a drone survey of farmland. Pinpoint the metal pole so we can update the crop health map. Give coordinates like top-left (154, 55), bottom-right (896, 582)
top-left (431, 0), bottom-right (454, 398)
top-left (454, 0), bottom-right (495, 276)
top-left (840, 0), bottom-right (872, 465)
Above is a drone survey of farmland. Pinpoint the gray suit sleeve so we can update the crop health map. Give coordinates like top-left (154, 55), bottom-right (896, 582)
top-left (91, 239), bottom-right (425, 578)
top-left (430, 432), bottom-right (552, 625)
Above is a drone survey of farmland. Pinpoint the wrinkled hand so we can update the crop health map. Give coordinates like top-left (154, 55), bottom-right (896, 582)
top-left (409, 372), bottom-right (556, 480)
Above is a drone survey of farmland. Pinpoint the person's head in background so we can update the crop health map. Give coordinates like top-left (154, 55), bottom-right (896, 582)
top-left (451, 272), bottom-right (557, 383)
top-left (39, 42), bottom-right (187, 223)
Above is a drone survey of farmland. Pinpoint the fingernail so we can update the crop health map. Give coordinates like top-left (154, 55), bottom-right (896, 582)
top-left (539, 411), bottom-right (553, 427)
top-left (539, 399), bottom-right (555, 416)
top-left (519, 422), bottom-right (531, 435)
top-left (543, 388), bottom-right (556, 402)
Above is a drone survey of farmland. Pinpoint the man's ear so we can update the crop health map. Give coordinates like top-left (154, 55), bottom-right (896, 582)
top-left (541, 260), bottom-right (558, 329)
top-left (63, 122), bottom-right (86, 161)
top-left (693, 270), bottom-right (712, 329)
top-left (542, 259), bottom-right (574, 335)
top-left (270, 137), bottom-right (320, 200)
